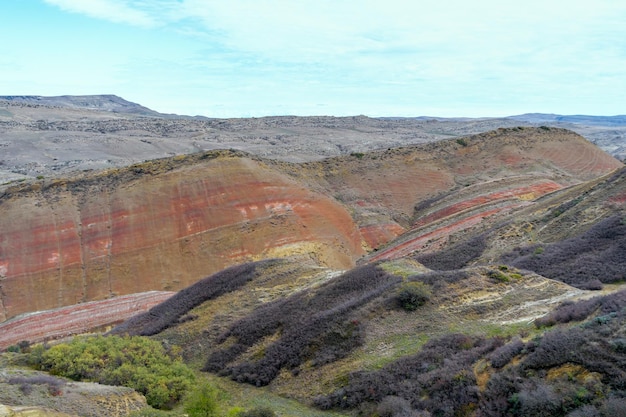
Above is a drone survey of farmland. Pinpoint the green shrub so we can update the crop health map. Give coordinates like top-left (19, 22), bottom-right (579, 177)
top-left (34, 335), bottom-right (195, 409)
top-left (396, 281), bottom-right (431, 311)
top-left (237, 406), bottom-right (277, 417)
top-left (183, 383), bottom-right (220, 417)
top-left (456, 138), bottom-right (468, 147)
top-left (488, 269), bottom-right (510, 283)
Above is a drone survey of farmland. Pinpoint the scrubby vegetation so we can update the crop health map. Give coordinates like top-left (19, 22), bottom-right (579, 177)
top-left (204, 264), bottom-right (401, 386)
top-left (315, 334), bottom-right (501, 416)
top-left (7, 374), bottom-right (66, 396)
top-left (314, 286), bottom-right (626, 416)
top-left (395, 281), bottom-right (431, 311)
top-left (534, 289), bottom-right (626, 328)
top-left (31, 335), bottom-right (195, 409)
top-left (112, 261), bottom-right (272, 336)
top-left (501, 214), bottom-right (626, 289)
top-left (414, 234), bottom-right (487, 270)
top-left (183, 383), bottom-right (220, 417)
top-left (408, 269), bottom-right (471, 291)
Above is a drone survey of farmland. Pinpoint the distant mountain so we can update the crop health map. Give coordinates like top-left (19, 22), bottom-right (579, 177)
top-left (510, 113), bottom-right (626, 126)
top-left (0, 94), bottom-right (165, 117)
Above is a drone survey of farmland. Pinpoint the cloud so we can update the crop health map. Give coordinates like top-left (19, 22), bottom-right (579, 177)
top-left (36, 0), bottom-right (626, 116)
top-left (42, 0), bottom-right (162, 27)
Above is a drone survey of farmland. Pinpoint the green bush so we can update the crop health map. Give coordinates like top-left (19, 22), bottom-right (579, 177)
top-left (34, 335), bottom-right (195, 409)
top-left (183, 383), bottom-right (220, 417)
top-left (237, 407), bottom-right (277, 417)
top-left (487, 269), bottom-right (510, 283)
top-left (396, 281), bottom-right (432, 311)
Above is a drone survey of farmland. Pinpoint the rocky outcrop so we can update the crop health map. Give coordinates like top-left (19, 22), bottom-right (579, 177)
top-left (0, 291), bottom-right (174, 350)
top-left (0, 370), bottom-right (147, 417)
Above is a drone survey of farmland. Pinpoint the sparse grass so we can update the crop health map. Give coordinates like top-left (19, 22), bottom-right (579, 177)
top-left (359, 333), bottom-right (431, 371)
top-left (204, 374), bottom-right (349, 417)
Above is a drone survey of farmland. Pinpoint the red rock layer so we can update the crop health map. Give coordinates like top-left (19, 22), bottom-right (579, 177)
top-left (412, 180), bottom-right (563, 229)
top-left (359, 223), bottom-right (406, 250)
top-left (0, 291), bottom-right (174, 350)
top-left (369, 204), bottom-right (526, 262)
top-left (0, 156), bottom-right (364, 321)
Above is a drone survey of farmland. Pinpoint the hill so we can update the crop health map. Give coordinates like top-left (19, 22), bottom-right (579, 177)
top-left (0, 94), bottom-right (164, 117)
top-left (0, 127), bottom-right (620, 322)
top-left (1, 95), bottom-right (624, 185)
top-left (106, 166), bottom-right (626, 417)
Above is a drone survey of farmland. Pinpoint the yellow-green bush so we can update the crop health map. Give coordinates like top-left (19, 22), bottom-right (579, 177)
top-left (33, 335), bottom-right (195, 409)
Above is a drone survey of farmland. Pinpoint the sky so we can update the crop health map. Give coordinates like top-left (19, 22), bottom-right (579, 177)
top-left (1, 1), bottom-right (625, 118)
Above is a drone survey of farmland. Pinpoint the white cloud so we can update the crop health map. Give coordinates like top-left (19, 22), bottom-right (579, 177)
top-left (43, 0), bottom-right (160, 27)
top-left (35, 0), bottom-right (626, 116)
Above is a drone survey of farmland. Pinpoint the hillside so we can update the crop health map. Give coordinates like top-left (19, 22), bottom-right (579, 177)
top-left (106, 165), bottom-right (626, 417)
top-left (0, 127), bottom-right (621, 323)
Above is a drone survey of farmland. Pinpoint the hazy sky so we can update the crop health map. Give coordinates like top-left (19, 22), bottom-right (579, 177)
top-left (1, 1), bottom-right (625, 117)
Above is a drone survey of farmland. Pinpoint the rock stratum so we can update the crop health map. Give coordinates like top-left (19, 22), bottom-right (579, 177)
top-left (0, 151), bottom-right (363, 321)
top-left (0, 126), bottom-right (622, 324)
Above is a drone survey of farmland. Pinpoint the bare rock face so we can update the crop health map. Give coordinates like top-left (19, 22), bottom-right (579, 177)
top-left (0, 152), bottom-right (363, 321)
top-left (0, 370), bottom-right (147, 417)
top-left (0, 404), bottom-right (77, 416)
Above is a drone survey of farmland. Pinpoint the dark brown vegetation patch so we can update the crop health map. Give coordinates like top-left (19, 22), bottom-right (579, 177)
top-left (414, 234), bottom-right (487, 270)
top-left (314, 291), bottom-right (626, 416)
top-left (501, 214), bottom-right (626, 289)
top-left (204, 264), bottom-right (401, 386)
top-left (111, 260), bottom-right (274, 336)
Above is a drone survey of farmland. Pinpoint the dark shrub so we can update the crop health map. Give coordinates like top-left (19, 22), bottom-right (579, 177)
top-left (600, 397), bottom-right (626, 417)
top-left (513, 383), bottom-right (562, 417)
top-left (566, 405), bottom-right (600, 417)
top-left (409, 270), bottom-right (471, 291)
top-left (501, 215), bottom-right (626, 289)
top-left (8, 374), bottom-right (66, 396)
top-left (205, 264), bottom-right (401, 386)
top-left (315, 334), bottom-right (500, 416)
top-left (535, 290), bottom-right (626, 328)
top-left (237, 407), bottom-right (277, 417)
top-left (375, 396), bottom-right (414, 417)
top-left (415, 235), bottom-right (486, 271)
top-left (395, 281), bottom-right (431, 311)
top-left (489, 338), bottom-right (525, 369)
top-left (112, 261), bottom-right (272, 336)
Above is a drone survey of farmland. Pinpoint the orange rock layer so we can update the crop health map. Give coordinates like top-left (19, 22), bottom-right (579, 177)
top-left (0, 156), bottom-right (363, 321)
